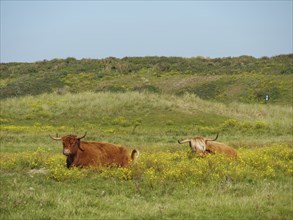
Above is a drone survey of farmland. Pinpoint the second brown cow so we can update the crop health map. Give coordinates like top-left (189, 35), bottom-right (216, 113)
top-left (50, 133), bottom-right (140, 168)
top-left (178, 133), bottom-right (237, 158)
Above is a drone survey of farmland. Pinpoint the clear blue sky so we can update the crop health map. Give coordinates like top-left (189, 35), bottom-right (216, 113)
top-left (1, 1), bottom-right (292, 63)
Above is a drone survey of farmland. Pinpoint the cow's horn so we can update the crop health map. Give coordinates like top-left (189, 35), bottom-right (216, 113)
top-left (206, 133), bottom-right (219, 142)
top-left (77, 132), bottom-right (87, 140)
top-left (49, 134), bottom-right (62, 140)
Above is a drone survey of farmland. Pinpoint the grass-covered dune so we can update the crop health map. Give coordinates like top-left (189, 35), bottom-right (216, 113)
top-left (1, 54), bottom-right (292, 105)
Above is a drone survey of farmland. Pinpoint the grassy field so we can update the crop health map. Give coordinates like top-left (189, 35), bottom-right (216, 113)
top-left (0, 92), bottom-right (292, 219)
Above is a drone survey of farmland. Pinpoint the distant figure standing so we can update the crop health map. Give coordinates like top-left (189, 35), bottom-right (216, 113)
top-left (265, 95), bottom-right (269, 104)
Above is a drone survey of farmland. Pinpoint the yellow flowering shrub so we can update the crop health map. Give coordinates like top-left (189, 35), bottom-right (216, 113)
top-left (130, 144), bottom-right (292, 185)
top-left (100, 167), bottom-right (132, 180)
top-left (0, 144), bottom-right (292, 184)
top-left (0, 147), bottom-right (47, 169)
top-left (45, 155), bottom-right (86, 181)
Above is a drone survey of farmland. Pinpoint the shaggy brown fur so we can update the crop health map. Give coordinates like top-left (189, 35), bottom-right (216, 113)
top-left (205, 141), bottom-right (237, 158)
top-left (50, 134), bottom-right (139, 168)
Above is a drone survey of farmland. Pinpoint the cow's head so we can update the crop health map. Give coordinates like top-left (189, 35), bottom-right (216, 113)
top-left (178, 133), bottom-right (218, 153)
top-left (50, 132), bottom-right (87, 156)
top-left (190, 137), bottom-right (206, 153)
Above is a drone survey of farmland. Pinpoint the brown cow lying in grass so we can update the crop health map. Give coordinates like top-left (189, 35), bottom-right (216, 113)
top-left (178, 133), bottom-right (237, 158)
top-left (50, 133), bottom-right (140, 168)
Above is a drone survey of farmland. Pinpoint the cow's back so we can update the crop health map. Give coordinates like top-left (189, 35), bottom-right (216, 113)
top-left (78, 141), bottom-right (131, 167)
top-left (206, 141), bottom-right (237, 158)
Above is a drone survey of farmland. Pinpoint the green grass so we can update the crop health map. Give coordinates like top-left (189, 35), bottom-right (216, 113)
top-left (1, 172), bottom-right (292, 219)
top-left (1, 92), bottom-right (292, 152)
top-left (1, 91), bottom-right (292, 219)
